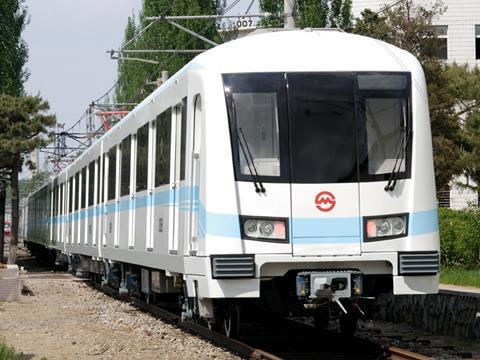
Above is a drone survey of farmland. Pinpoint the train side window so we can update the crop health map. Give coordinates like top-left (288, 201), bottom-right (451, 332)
top-left (98, 155), bottom-right (105, 204)
top-left (68, 177), bottom-right (73, 213)
top-left (136, 123), bottom-right (149, 192)
top-left (74, 172), bottom-right (79, 212)
top-left (59, 183), bottom-right (64, 215)
top-left (121, 135), bottom-right (131, 196)
top-left (88, 161), bottom-right (95, 206)
top-left (180, 97), bottom-right (188, 181)
top-left (108, 146), bottom-right (116, 200)
top-left (81, 167), bottom-right (86, 209)
top-left (155, 108), bottom-right (171, 187)
top-left (53, 184), bottom-right (57, 215)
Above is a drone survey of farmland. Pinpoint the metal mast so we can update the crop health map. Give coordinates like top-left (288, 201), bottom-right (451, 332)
top-left (284, 0), bottom-right (296, 29)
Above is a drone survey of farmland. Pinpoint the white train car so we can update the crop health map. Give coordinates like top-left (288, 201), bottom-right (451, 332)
top-left (24, 29), bottom-right (440, 336)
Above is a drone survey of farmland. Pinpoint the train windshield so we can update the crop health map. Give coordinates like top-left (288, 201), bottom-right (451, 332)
top-left (223, 72), bottom-right (411, 184)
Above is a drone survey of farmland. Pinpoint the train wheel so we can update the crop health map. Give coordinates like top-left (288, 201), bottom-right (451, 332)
top-left (222, 304), bottom-right (240, 338)
top-left (313, 308), bottom-right (330, 331)
top-left (339, 312), bottom-right (358, 337)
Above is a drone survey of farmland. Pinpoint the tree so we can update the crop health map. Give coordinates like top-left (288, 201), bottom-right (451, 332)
top-left (444, 65), bottom-right (480, 189)
top-left (0, 174), bottom-right (8, 263)
top-left (0, 95), bottom-right (56, 264)
top-left (0, 0), bottom-right (29, 262)
top-left (115, 0), bottom-right (225, 103)
top-left (20, 170), bottom-right (52, 200)
top-left (0, 0), bottom-right (29, 96)
top-left (259, 0), bottom-right (352, 30)
top-left (353, 0), bottom-right (463, 191)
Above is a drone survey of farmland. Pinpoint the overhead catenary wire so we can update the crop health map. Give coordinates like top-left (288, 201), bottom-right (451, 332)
top-left (63, 0), bottom-right (243, 149)
top-left (376, 0), bottom-right (407, 14)
top-left (245, 0), bottom-right (256, 15)
top-left (126, 0), bottom-right (245, 104)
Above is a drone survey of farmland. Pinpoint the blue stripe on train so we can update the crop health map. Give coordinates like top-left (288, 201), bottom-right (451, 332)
top-left (44, 187), bottom-right (439, 242)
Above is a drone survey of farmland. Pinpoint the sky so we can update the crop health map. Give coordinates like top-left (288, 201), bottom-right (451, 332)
top-left (23, 0), bottom-right (143, 130)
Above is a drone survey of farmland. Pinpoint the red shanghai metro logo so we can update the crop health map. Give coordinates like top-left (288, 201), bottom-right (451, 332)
top-left (315, 191), bottom-right (336, 212)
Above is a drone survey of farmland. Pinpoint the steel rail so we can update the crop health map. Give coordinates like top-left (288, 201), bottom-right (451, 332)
top-left (91, 283), bottom-right (280, 359)
top-left (388, 346), bottom-right (432, 360)
top-left (90, 282), bottom-right (431, 360)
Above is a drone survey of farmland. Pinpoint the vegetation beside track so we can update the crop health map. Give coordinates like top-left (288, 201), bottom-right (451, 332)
top-left (439, 208), bottom-right (480, 288)
top-left (440, 267), bottom-right (480, 288)
top-left (0, 342), bottom-right (43, 360)
top-left (439, 208), bottom-right (480, 268)
top-left (0, 342), bottom-right (15, 360)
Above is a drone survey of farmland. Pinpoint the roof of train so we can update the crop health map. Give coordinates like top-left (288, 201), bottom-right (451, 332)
top-left (190, 28), bottom-right (418, 73)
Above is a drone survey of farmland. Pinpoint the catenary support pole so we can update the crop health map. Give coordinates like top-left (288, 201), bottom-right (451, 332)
top-left (284, 0), bottom-right (296, 29)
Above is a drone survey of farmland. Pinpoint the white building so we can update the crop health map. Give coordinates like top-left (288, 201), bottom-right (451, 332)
top-left (352, 0), bottom-right (480, 66)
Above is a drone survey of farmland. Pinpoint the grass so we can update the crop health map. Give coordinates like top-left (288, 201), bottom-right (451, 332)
top-left (0, 342), bottom-right (42, 360)
top-left (440, 266), bottom-right (480, 288)
top-left (0, 343), bottom-right (16, 360)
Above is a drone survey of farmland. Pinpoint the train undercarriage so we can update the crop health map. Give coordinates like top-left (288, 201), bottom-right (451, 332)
top-left (25, 241), bottom-right (394, 338)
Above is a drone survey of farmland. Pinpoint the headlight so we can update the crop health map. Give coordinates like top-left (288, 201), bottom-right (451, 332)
top-left (364, 214), bottom-right (408, 241)
top-left (241, 217), bottom-right (288, 242)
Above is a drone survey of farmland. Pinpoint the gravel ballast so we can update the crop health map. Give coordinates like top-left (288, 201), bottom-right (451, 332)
top-left (0, 274), bottom-right (239, 360)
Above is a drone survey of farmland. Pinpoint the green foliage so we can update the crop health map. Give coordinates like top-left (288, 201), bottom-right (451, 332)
top-left (19, 170), bottom-right (51, 200)
top-left (353, 0), bottom-right (463, 191)
top-left (0, 95), bottom-right (56, 157)
top-left (0, 0), bottom-right (29, 96)
top-left (440, 266), bottom-right (480, 288)
top-left (259, 0), bottom-right (352, 30)
top-left (438, 208), bottom-right (480, 267)
top-left (296, 0), bottom-right (328, 28)
top-left (444, 65), bottom-right (480, 189)
top-left (0, 342), bottom-right (16, 360)
top-left (0, 341), bottom-right (38, 360)
top-left (115, 0), bottom-right (225, 104)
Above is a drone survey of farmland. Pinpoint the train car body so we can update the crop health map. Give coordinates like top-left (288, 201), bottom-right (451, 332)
top-left (23, 29), bottom-right (439, 334)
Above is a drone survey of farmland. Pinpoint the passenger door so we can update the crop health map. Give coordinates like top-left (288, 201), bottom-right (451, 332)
top-left (188, 95), bottom-right (201, 255)
top-left (169, 101), bottom-right (185, 255)
top-left (288, 73), bottom-right (362, 256)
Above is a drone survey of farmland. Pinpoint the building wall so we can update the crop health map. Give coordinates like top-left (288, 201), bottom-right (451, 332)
top-left (352, 0), bottom-right (480, 66)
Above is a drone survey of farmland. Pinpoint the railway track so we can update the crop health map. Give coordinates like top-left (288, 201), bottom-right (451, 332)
top-left (90, 282), bottom-right (431, 360)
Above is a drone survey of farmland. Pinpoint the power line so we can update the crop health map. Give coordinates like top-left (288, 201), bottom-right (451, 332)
top-left (126, 1), bottom-right (247, 104)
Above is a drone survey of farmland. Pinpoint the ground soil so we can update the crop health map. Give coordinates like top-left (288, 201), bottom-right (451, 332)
top-left (0, 240), bottom-right (239, 360)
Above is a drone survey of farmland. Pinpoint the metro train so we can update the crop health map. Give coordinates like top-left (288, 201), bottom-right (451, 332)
top-left (22, 29), bottom-right (440, 337)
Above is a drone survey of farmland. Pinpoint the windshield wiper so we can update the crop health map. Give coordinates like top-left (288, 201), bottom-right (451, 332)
top-left (238, 128), bottom-right (266, 193)
top-left (385, 128), bottom-right (411, 192)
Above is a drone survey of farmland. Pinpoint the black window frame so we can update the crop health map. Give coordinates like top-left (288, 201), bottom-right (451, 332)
top-left (68, 177), bottom-right (73, 213)
top-left (155, 108), bottom-right (172, 187)
top-left (223, 72), bottom-right (291, 184)
top-left (81, 167), bottom-right (86, 209)
top-left (355, 72), bottom-right (413, 183)
top-left (88, 161), bottom-right (95, 206)
top-left (223, 71), bottom-right (413, 185)
top-left (180, 97), bottom-right (188, 181)
top-left (287, 72), bottom-right (359, 184)
top-left (476, 25), bottom-right (480, 60)
top-left (108, 146), bottom-right (117, 201)
top-left (136, 122), bottom-right (149, 192)
top-left (120, 135), bottom-right (131, 197)
top-left (74, 172), bottom-right (79, 212)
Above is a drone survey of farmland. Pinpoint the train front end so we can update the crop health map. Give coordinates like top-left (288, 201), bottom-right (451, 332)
top-left (191, 30), bottom-right (439, 332)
